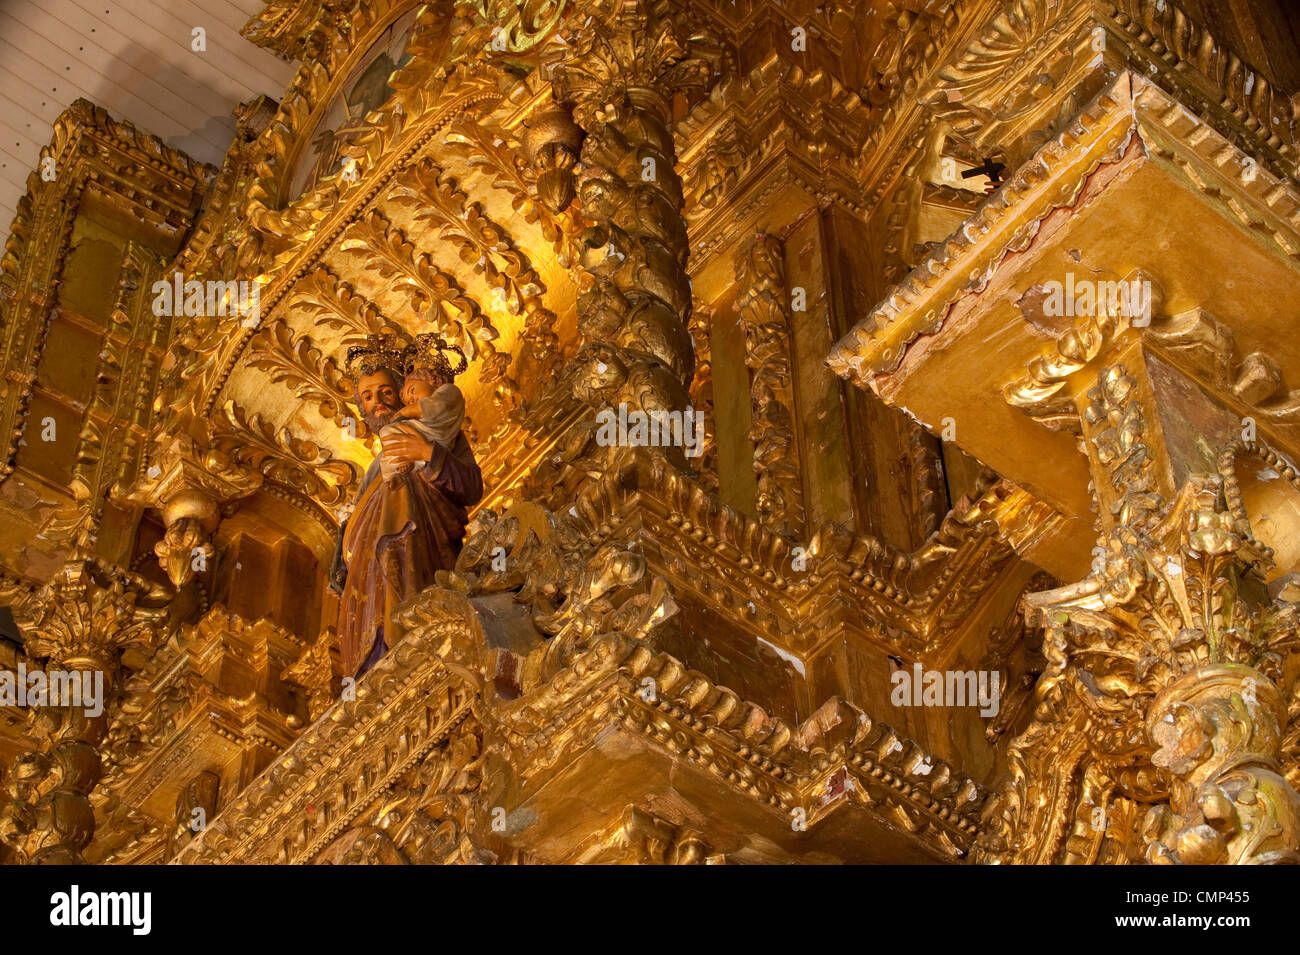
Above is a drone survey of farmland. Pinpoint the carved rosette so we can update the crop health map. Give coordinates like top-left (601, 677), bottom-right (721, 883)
top-left (0, 559), bottom-right (170, 864)
top-left (548, 0), bottom-right (715, 462)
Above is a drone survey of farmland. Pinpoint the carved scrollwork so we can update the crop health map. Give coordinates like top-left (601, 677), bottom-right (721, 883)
top-left (210, 400), bottom-right (358, 510)
top-left (1, 559), bottom-right (171, 864)
top-left (978, 365), bottom-right (1300, 865)
top-left (459, 0), bottom-right (570, 56)
top-left (735, 233), bottom-right (803, 534)
top-left (247, 320), bottom-right (356, 424)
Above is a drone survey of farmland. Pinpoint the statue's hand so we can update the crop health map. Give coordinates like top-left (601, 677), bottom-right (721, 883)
top-left (328, 563), bottom-right (346, 595)
top-left (380, 430), bottom-right (434, 469)
top-left (329, 517), bottom-right (348, 595)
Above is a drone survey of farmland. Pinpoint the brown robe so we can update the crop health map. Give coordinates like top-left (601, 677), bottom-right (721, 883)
top-left (333, 432), bottom-right (483, 677)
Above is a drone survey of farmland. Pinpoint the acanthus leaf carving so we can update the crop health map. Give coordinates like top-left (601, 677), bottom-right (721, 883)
top-left (210, 399), bottom-right (358, 510)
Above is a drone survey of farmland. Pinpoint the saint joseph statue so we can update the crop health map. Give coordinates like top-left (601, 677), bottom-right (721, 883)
top-left (329, 336), bottom-right (483, 677)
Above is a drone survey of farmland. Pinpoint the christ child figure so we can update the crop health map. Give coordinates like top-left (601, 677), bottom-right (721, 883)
top-left (378, 339), bottom-right (468, 483)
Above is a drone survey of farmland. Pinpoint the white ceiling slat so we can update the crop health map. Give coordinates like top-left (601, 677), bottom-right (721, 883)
top-left (0, 142), bottom-right (25, 165)
top-left (0, 0), bottom-right (294, 248)
top-left (0, 172), bottom-right (29, 198)
top-left (0, 13), bottom-right (218, 153)
top-left (0, 178), bottom-right (28, 209)
top-left (90, 0), bottom-right (296, 94)
top-left (57, 0), bottom-right (284, 106)
top-left (0, 175), bottom-right (30, 208)
top-left (0, 141), bottom-right (36, 181)
top-left (118, 0), bottom-right (255, 42)
top-left (0, 111), bottom-right (47, 161)
top-left (0, 27), bottom-right (217, 159)
top-left (7, 0), bottom-right (252, 131)
top-left (0, 73), bottom-right (54, 136)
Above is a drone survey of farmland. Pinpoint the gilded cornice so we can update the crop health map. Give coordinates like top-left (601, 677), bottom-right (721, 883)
top-left (174, 585), bottom-right (983, 863)
top-left (675, 0), bottom-right (1300, 256)
top-left (821, 0), bottom-right (1300, 275)
top-left (828, 71), bottom-right (1300, 448)
top-left (905, 0), bottom-right (1297, 183)
top-left (496, 632), bottom-right (984, 859)
top-left (31, 98), bottom-right (214, 218)
top-left (672, 0), bottom-right (983, 244)
top-left (1102, 0), bottom-right (1297, 168)
top-left (172, 589), bottom-right (483, 864)
top-left (557, 451), bottom-right (1032, 662)
top-left (676, 54), bottom-right (878, 258)
top-left (2, 99), bottom-right (210, 292)
top-left (827, 72), bottom-right (1143, 387)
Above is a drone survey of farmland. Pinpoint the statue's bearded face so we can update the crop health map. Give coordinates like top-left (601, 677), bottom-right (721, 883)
top-left (356, 370), bottom-right (402, 432)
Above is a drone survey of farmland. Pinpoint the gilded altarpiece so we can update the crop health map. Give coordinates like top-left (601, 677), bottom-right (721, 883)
top-left (1, 0), bottom-right (1299, 865)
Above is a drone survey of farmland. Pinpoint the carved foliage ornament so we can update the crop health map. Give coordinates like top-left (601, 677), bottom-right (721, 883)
top-left (979, 366), bottom-right (1300, 865)
top-left (1, 559), bottom-right (171, 865)
top-left (735, 233), bottom-right (803, 534)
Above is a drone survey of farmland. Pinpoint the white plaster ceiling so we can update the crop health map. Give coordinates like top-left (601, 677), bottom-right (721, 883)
top-left (0, 0), bottom-right (297, 237)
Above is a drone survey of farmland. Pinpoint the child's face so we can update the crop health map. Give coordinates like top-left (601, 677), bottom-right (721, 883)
top-left (402, 379), bottom-right (438, 404)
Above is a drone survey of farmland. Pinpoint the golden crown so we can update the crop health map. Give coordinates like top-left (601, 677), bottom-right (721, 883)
top-left (344, 334), bottom-right (407, 381)
top-left (403, 333), bottom-right (468, 380)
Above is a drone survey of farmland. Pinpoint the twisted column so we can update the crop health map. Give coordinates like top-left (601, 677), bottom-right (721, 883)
top-left (548, 0), bottom-right (714, 465)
